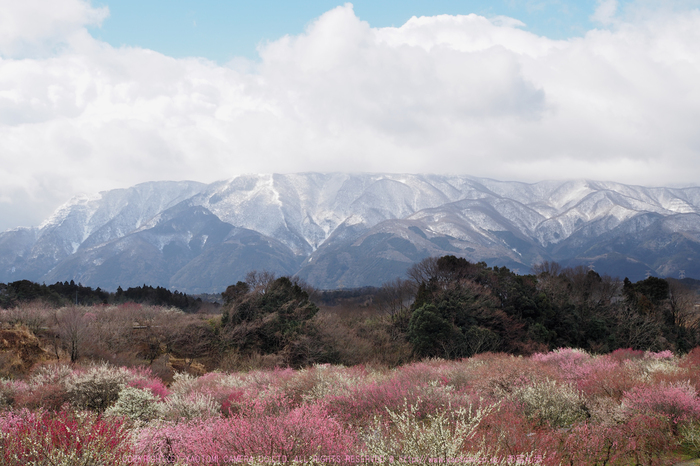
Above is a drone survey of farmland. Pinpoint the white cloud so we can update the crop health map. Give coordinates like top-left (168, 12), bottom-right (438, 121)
top-left (592, 0), bottom-right (619, 25)
top-left (1, 1), bottom-right (700, 231)
top-left (0, 0), bottom-right (108, 57)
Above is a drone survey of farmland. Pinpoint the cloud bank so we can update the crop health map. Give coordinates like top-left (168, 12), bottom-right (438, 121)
top-left (1, 1), bottom-right (700, 231)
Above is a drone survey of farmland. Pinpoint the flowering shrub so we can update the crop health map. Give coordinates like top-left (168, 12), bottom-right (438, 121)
top-left (157, 392), bottom-right (221, 422)
top-left (137, 403), bottom-right (357, 463)
top-left (609, 348), bottom-right (645, 363)
top-left (0, 409), bottom-right (133, 465)
top-left (637, 358), bottom-right (680, 381)
top-left (127, 377), bottom-right (168, 401)
top-left (323, 377), bottom-right (447, 425)
top-left (575, 357), bottom-right (635, 400)
top-left (539, 414), bottom-right (675, 466)
top-left (0, 378), bottom-right (27, 408)
top-left (646, 350), bottom-right (675, 360)
top-left (278, 363), bottom-right (367, 405)
top-left (469, 353), bottom-right (545, 400)
top-left (623, 381), bottom-right (700, 426)
top-left (531, 347), bottom-right (591, 365)
top-left (532, 348), bottom-right (596, 389)
top-left (105, 386), bottom-right (160, 425)
top-left (363, 400), bottom-right (496, 460)
top-left (3, 347), bottom-right (698, 464)
top-left (512, 378), bottom-right (587, 428)
top-left (681, 347), bottom-right (700, 369)
top-left (123, 366), bottom-right (169, 401)
top-left (474, 399), bottom-right (545, 461)
top-left (221, 388), bottom-right (247, 416)
top-left (680, 422), bottom-right (700, 457)
top-left (14, 383), bottom-right (69, 411)
top-left (165, 371), bottom-right (198, 396)
top-left (584, 395), bottom-right (627, 426)
top-left (0, 408), bottom-right (38, 435)
top-left (171, 371), bottom-right (257, 412)
top-left (63, 363), bottom-right (130, 412)
top-left (28, 363), bottom-right (74, 386)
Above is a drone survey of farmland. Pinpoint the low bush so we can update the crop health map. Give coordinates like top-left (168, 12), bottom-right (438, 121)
top-left (63, 363), bottom-right (130, 412)
top-left (623, 381), bottom-right (700, 426)
top-left (469, 353), bottom-right (546, 401)
top-left (363, 400), bottom-right (497, 460)
top-left (539, 414), bottom-right (675, 466)
top-left (609, 348), bottom-right (645, 363)
top-left (324, 377), bottom-right (446, 425)
top-left (105, 386), bottom-right (160, 425)
top-left (28, 363), bottom-right (74, 386)
top-left (0, 379), bottom-right (25, 408)
top-left (575, 357), bottom-right (635, 400)
top-left (0, 409), bottom-right (133, 465)
top-left (137, 403), bottom-right (358, 463)
top-left (512, 378), bottom-right (588, 428)
top-left (123, 366), bottom-right (169, 400)
top-left (157, 392), bottom-right (221, 422)
top-left (13, 383), bottom-right (68, 411)
top-left (680, 421), bottom-right (700, 458)
top-left (2, 347), bottom-right (699, 464)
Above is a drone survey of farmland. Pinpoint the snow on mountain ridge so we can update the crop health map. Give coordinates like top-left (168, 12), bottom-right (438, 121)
top-left (6, 174), bottom-right (700, 290)
top-left (23, 176), bottom-right (700, 256)
top-left (39, 192), bottom-right (102, 231)
top-left (7, 175), bottom-right (700, 287)
top-left (183, 175), bottom-right (700, 255)
top-left (192, 173), bottom-right (461, 254)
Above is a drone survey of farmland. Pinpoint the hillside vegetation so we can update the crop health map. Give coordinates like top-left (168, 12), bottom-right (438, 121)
top-left (1, 258), bottom-right (700, 464)
top-left (0, 280), bottom-right (211, 312)
top-left (1, 257), bottom-right (699, 374)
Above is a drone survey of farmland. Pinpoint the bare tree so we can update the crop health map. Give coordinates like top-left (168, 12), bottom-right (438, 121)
top-left (245, 270), bottom-right (276, 294)
top-left (560, 267), bottom-right (620, 309)
top-left (131, 306), bottom-right (187, 363)
top-left (169, 316), bottom-right (217, 366)
top-left (613, 304), bottom-right (664, 350)
top-left (464, 326), bottom-right (501, 357)
top-left (53, 306), bottom-right (90, 363)
top-left (1, 301), bottom-right (51, 332)
top-left (406, 257), bottom-right (440, 285)
top-left (531, 261), bottom-right (562, 277)
top-left (667, 279), bottom-right (699, 328)
top-left (376, 278), bottom-right (416, 320)
top-left (291, 276), bottom-right (318, 301)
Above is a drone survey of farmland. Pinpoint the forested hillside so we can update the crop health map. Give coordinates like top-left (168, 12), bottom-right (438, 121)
top-left (0, 280), bottom-right (207, 312)
top-left (1, 258), bottom-right (698, 376)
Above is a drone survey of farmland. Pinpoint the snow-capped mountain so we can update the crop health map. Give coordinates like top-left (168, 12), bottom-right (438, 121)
top-left (2, 174), bottom-right (699, 292)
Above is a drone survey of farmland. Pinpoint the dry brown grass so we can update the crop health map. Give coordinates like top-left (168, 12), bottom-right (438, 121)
top-left (0, 326), bottom-right (51, 377)
top-left (0, 299), bottom-right (414, 378)
top-left (315, 303), bottom-right (412, 367)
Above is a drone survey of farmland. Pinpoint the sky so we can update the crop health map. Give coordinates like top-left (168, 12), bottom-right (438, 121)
top-left (1, 0), bottom-right (700, 232)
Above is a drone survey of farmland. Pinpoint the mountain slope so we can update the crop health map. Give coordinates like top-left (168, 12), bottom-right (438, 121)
top-left (2, 174), bottom-right (699, 292)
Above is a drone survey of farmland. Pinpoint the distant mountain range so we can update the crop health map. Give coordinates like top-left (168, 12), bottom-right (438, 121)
top-left (2, 174), bottom-right (699, 292)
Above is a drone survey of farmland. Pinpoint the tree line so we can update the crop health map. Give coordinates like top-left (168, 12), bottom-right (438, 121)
top-left (212, 259), bottom-right (700, 368)
top-left (405, 256), bottom-right (699, 358)
top-left (0, 280), bottom-right (205, 312)
top-left (2, 258), bottom-right (698, 373)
